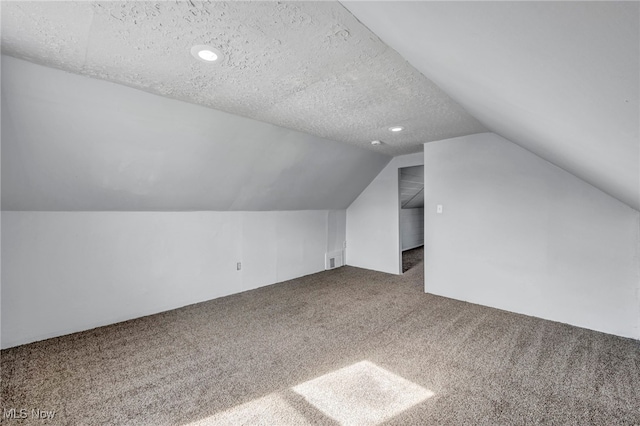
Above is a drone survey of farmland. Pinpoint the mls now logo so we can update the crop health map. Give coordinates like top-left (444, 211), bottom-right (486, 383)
top-left (3, 408), bottom-right (28, 419)
top-left (2, 408), bottom-right (29, 419)
top-left (32, 409), bottom-right (56, 419)
top-left (3, 408), bottom-right (56, 420)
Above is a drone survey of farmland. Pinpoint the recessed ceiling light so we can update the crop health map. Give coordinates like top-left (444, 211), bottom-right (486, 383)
top-left (191, 45), bottom-right (223, 63)
top-left (389, 126), bottom-right (404, 132)
top-left (371, 140), bottom-right (382, 146)
top-left (198, 50), bottom-right (218, 61)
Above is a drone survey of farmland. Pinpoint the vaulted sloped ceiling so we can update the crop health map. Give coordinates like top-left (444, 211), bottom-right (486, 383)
top-left (0, 1), bottom-right (485, 157)
top-left (400, 166), bottom-right (424, 209)
top-left (1, 56), bottom-right (389, 211)
top-left (344, 1), bottom-right (640, 211)
top-left (3, 2), bottom-right (637, 212)
top-left (1, 0), bottom-right (489, 212)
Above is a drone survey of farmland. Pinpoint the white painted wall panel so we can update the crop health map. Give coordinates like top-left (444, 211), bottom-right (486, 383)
top-left (1, 210), bottom-right (346, 348)
top-left (275, 211), bottom-right (327, 283)
top-left (346, 153), bottom-right (424, 275)
top-left (423, 133), bottom-right (640, 339)
top-left (401, 208), bottom-right (424, 251)
top-left (326, 210), bottom-right (347, 254)
top-left (240, 212), bottom-right (278, 292)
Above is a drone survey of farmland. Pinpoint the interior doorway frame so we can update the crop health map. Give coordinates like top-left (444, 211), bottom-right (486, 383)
top-left (398, 165), bottom-right (425, 274)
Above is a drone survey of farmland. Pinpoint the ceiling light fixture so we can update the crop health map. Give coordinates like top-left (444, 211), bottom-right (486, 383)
top-left (191, 45), bottom-right (223, 63)
top-left (371, 140), bottom-right (382, 146)
top-left (389, 126), bottom-right (404, 132)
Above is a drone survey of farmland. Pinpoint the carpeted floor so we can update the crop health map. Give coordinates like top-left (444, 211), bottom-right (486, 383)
top-left (2, 247), bottom-right (639, 425)
top-left (402, 246), bottom-right (423, 273)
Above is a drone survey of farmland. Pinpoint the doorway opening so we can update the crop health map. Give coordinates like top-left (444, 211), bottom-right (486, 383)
top-left (399, 165), bottom-right (424, 273)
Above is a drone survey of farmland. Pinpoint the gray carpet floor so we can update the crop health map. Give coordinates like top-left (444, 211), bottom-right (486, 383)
top-left (2, 247), bottom-right (639, 425)
top-left (402, 246), bottom-right (423, 273)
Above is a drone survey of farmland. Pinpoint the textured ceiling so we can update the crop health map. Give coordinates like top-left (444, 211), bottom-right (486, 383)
top-left (344, 1), bottom-right (640, 211)
top-left (0, 1), bottom-right (486, 157)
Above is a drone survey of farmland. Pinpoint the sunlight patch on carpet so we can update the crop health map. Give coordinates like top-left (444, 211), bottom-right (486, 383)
top-left (186, 394), bottom-right (311, 426)
top-left (292, 360), bottom-right (434, 425)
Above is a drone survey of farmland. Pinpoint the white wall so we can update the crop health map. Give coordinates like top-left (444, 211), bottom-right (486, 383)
top-left (1, 210), bottom-right (346, 348)
top-left (424, 133), bottom-right (640, 339)
top-left (346, 152), bottom-right (423, 274)
top-left (401, 208), bottom-right (424, 251)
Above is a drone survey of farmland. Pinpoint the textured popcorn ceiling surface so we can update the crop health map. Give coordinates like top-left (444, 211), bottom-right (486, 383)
top-left (1, 1), bottom-right (486, 156)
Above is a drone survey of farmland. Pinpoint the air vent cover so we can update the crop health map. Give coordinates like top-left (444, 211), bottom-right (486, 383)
top-left (325, 250), bottom-right (344, 270)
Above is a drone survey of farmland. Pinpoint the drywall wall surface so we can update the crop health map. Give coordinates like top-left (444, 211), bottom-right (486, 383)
top-left (1, 210), bottom-right (346, 348)
top-left (346, 152), bottom-right (424, 274)
top-left (401, 208), bottom-right (424, 251)
top-left (327, 209), bottom-right (347, 254)
top-left (1, 56), bottom-right (390, 211)
top-left (274, 211), bottom-right (327, 283)
top-left (423, 133), bottom-right (640, 339)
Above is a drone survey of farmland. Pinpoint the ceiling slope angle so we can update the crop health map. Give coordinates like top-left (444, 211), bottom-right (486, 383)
top-left (0, 1), bottom-right (486, 157)
top-left (400, 166), bottom-right (424, 209)
top-left (1, 55), bottom-right (390, 211)
top-left (343, 1), bottom-right (640, 211)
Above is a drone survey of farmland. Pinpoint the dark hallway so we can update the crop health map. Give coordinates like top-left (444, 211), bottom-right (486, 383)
top-left (402, 246), bottom-right (423, 273)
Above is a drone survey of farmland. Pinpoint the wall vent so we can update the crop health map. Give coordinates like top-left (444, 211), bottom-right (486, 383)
top-left (325, 250), bottom-right (344, 270)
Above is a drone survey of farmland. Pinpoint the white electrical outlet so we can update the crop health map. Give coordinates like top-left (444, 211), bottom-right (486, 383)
top-left (237, 262), bottom-right (242, 271)
top-left (437, 204), bottom-right (443, 214)
top-left (343, 241), bottom-right (347, 248)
